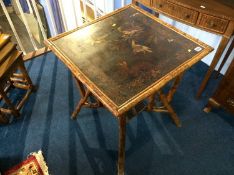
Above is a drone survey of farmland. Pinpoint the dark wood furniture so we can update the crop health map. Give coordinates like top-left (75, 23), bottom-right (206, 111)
top-left (45, 5), bottom-right (212, 175)
top-left (133, 0), bottom-right (234, 98)
top-left (0, 33), bottom-right (35, 124)
top-left (204, 57), bottom-right (234, 114)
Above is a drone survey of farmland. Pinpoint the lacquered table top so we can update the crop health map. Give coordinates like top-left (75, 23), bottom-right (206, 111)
top-left (45, 5), bottom-right (213, 116)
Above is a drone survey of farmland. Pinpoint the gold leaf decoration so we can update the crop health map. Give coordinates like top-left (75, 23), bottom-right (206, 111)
top-left (118, 25), bottom-right (143, 40)
top-left (131, 40), bottom-right (152, 54)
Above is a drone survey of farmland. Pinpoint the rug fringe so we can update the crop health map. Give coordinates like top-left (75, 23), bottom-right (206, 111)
top-left (30, 150), bottom-right (49, 175)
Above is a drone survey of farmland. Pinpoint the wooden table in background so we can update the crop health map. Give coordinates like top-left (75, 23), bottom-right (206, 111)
top-left (133, 0), bottom-right (234, 98)
top-left (45, 5), bottom-right (212, 175)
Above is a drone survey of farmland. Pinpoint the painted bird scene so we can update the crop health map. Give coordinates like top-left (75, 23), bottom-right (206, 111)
top-left (53, 7), bottom-right (203, 106)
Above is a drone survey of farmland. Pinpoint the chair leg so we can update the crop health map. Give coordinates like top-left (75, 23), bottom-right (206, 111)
top-left (17, 61), bottom-right (34, 88)
top-left (0, 86), bottom-right (20, 117)
top-left (0, 111), bottom-right (9, 124)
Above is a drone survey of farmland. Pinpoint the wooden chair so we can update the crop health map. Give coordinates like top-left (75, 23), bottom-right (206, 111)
top-left (0, 33), bottom-right (35, 123)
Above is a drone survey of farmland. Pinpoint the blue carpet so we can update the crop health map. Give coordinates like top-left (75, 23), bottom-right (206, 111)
top-left (0, 52), bottom-right (234, 175)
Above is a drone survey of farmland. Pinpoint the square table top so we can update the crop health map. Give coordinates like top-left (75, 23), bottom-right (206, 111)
top-left (45, 5), bottom-right (213, 117)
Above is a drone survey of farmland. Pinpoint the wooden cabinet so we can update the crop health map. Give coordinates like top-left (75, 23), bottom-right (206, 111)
top-left (147, 0), bottom-right (234, 34)
top-left (205, 58), bottom-right (234, 114)
top-left (152, 0), bottom-right (198, 24)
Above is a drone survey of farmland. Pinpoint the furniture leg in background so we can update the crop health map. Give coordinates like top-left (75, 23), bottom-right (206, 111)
top-left (215, 37), bottom-right (234, 77)
top-left (203, 98), bottom-right (221, 113)
top-left (196, 22), bottom-right (234, 98)
top-left (203, 56), bottom-right (234, 114)
top-left (0, 33), bottom-right (36, 123)
top-left (0, 56), bottom-right (36, 119)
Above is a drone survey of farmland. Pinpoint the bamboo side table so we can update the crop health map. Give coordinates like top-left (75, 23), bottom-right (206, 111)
top-left (45, 5), bottom-right (213, 175)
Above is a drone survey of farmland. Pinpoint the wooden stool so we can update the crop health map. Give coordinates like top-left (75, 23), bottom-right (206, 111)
top-left (0, 33), bottom-right (36, 123)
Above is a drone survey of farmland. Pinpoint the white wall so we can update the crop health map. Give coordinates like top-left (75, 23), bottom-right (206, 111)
top-left (39, 0), bottom-right (57, 36)
top-left (59, 0), bottom-right (82, 30)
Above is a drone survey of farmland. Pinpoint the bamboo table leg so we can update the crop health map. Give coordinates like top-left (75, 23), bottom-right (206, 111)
top-left (72, 90), bottom-right (91, 119)
top-left (72, 77), bottom-right (103, 119)
top-left (167, 73), bottom-right (183, 103)
top-left (118, 115), bottom-right (126, 175)
top-left (146, 74), bottom-right (183, 127)
top-left (158, 90), bottom-right (182, 127)
top-left (71, 78), bottom-right (127, 174)
top-left (147, 93), bottom-right (155, 111)
top-left (74, 77), bottom-right (102, 108)
top-left (74, 77), bottom-right (86, 97)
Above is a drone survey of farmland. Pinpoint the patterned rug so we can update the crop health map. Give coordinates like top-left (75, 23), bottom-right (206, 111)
top-left (3, 151), bottom-right (49, 175)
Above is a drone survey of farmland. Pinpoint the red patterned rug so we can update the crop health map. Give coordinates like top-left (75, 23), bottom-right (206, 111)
top-left (3, 151), bottom-right (49, 175)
